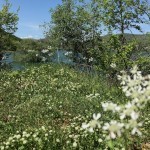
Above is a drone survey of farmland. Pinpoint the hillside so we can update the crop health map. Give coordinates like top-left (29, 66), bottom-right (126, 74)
top-left (103, 33), bottom-right (150, 45)
top-left (0, 29), bottom-right (22, 51)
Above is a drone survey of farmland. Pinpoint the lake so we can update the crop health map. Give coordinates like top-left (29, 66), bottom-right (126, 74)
top-left (0, 50), bottom-right (74, 71)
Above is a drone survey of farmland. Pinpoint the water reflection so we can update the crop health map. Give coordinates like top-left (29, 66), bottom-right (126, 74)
top-left (0, 50), bottom-right (74, 71)
top-left (0, 52), bottom-right (25, 70)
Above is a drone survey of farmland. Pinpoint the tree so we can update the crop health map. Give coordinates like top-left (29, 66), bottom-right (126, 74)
top-left (44, 0), bottom-right (103, 64)
top-left (44, 0), bottom-right (83, 62)
top-left (0, 0), bottom-right (19, 51)
top-left (96, 0), bottom-right (150, 44)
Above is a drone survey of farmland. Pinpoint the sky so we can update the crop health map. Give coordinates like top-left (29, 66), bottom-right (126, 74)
top-left (0, 0), bottom-right (62, 39)
top-left (0, 0), bottom-right (150, 39)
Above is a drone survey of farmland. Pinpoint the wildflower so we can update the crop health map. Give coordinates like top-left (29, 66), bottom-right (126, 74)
top-left (5, 142), bottom-right (10, 146)
top-left (95, 93), bottom-right (100, 97)
top-left (89, 57), bottom-right (93, 62)
top-left (103, 121), bottom-right (124, 139)
top-left (65, 51), bottom-right (72, 56)
top-left (82, 113), bottom-right (101, 132)
top-left (56, 139), bottom-right (60, 142)
top-left (8, 137), bottom-right (13, 141)
top-left (23, 140), bottom-right (27, 144)
top-left (82, 123), bottom-right (90, 129)
top-left (74, 135), bottom-right (79, 139)
top-left (33, 134), bottom-right (37, 138)
top-left (14, 134), bottom-right (21, 139)
top-left (48, 53), bottom-right (52, 56)
top-left (130, 111), bottom-right (139, 120)
top-left (42, 57), bottom-right (47, 62)
top-left (73, 141), bottom-right (77, 147)
top-left (28, 50), bottom-right (34, 52)
top-left (120, 102), bottom-right (136, 119)
top-left (93, 113), bottom-right (101, 120)
top-left (102, 102), bottom-right (121, 112)
top-left (98, 138), bottom-right (103, 143)
top-left (41, 126), bottom-right (46, 131)
top-left (130, 65), bottom-right (138, 74)
top-left (41, 49), bottom-right (49, 53)
top-left (110, 63), bottom-right (116, 68)
top-left (47, 46), bottom-right (52, 49)
top-left (69, 135), bottom-right (73, 138)
top-left (126, 119), bottom-right (142, 136)
top-left (0, 146), bottom-right (5, 150)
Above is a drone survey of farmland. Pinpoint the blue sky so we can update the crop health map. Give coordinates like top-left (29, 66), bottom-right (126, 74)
top-left (0, 0), bottom-right (62, 39)
top-left (0, 0), bottom-right (150, 39)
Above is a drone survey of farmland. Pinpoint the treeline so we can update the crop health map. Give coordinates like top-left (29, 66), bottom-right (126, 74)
top-left (16, 38), bottom-right (49, 51)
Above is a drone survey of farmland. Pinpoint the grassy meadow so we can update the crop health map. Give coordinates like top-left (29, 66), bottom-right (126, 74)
top-left (0, 63), bottom-right (149, 149)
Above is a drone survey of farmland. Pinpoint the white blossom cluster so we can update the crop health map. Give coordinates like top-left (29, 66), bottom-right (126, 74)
top-left (82, 66), bottom-right (150, 139)
top-left (118, 65), bottom-right (150, 108)
top-left (110, 63), bottom-right (116, 68)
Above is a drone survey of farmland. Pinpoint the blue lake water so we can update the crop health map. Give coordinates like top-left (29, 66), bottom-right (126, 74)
top-left (0, 52), bottom-right (25, 70)
top-left (0, 50), bottom-right (74, 70)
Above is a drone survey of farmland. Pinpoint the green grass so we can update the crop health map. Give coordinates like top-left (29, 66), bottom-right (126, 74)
top-left (0, 63), bottom-right (149, 149)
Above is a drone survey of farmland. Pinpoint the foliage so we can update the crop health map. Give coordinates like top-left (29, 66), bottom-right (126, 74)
top-left (0, 0), bottom-right (19, 34)
top-left (135, 56), bottom-right (150, 74)
top-left (89, 34), bottom-right (136, 79)
top-left (0, 0), bottom-right (19, 51)
top-left (17, 38), bottom-right (49, 51)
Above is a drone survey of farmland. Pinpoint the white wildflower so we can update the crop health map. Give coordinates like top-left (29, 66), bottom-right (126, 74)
top-left (41, 126), bottom-right (46, 131)
top-left (82, 113), bottom-right (101, 132)
top-left (130, 65), bottom-right (138, 74)
top-left (23, 140), bottom-right (27, 144)
top-left (56, 139), bottom-right (60, 142)
top-left (93, 113), bottom-right (101, 120)
top-left (126, 119), bottom-right (142, 136)
top-left (0, 146), bottom-right (5, 150)
top-left (73, 141), bottom-right (77, 147)
top-left (120, 102), bottom-right (136, 119)
top-left (42, 57), bottom-right (47, 62)
top-left (110, 63), bottom-right (116, 68)
top-left (89, 57), bottom-right (93, 62)
top-left (14, 134), bottom-right (21, 139)
top-left (98, 138), bottom-right (103, 143)
top-left (41, 49), bottom-right (49, 53)
top-left (82, 123), bottom-right (90, 129)
top-left (102, 102), bottom-right (121, 112)
top-left (130, 111), bottom-right (139, 120)
top-left (103, 121), bottom-right (124, 139)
